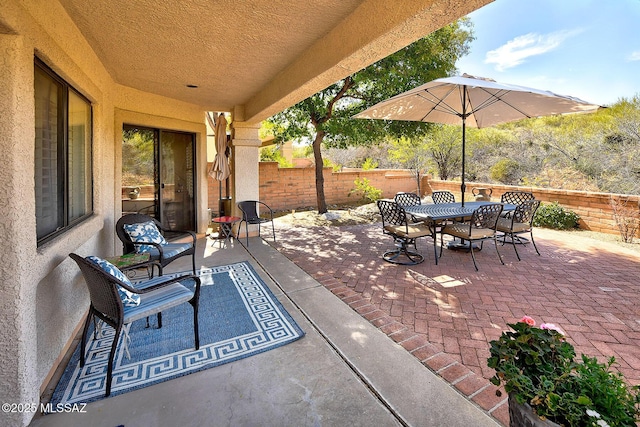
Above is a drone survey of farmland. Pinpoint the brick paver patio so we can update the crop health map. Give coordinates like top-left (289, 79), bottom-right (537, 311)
top-left (272, 222), bottom-right (640, 426)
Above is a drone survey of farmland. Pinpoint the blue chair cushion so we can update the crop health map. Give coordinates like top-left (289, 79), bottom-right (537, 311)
top-left (123, 221), bottom-right (168, 253)
top-left (86, 256), bottom-right (141, 307)
top-left (123, 280), bottom-right (194, 324)
top-left (145, 242), bottom-right (192, 260)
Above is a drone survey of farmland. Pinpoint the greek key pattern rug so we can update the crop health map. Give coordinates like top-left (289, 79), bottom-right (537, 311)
top-left (50, 261), bottom-right (304, 406)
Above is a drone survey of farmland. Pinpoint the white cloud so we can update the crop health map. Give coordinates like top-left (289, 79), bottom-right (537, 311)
top-left (627, 51), bottom-right (640, 61)
top-left (485, 29), bottom-right (583, 71)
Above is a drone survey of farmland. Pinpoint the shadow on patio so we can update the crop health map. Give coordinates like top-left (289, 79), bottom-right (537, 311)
top-left (273, 223), bottom-right (640, 426)
top-left (31, 235), bottom-right (499, 427)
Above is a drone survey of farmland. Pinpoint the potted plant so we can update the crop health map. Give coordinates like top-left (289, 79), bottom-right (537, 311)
top-left (488, 316), bottom-right (640, 427)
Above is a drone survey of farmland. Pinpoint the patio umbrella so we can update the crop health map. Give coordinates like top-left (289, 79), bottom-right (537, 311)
top-left (354, 74), bottom-right (601, 206)
top-left (208, 113), bottom-right (231, 216)
top-left (209, 113), bottom-right (230, 181)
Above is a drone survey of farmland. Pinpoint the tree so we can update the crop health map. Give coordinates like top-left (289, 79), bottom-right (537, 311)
top-left (267, 20), bottom-right (474, 213)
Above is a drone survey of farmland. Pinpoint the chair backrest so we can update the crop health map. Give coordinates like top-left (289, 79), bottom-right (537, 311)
top-left (512, 199), bottom-right (541, 226)
top-left (501, 191), bottom-right (534, 205)
top-left (377, 200), bottom-right (407, 228)
top-left (470, 204), bottom-right (503, 230)
top-left (394, 192), bottom-right (421, 207)
top-left (431, 191), bottom-right (455, 204)
top-left (116, 213), bottom-right (163, 254)
top-left (69, 253), bottom-right (123, 325)
top-left (238, 200), bottom-right (262, 221)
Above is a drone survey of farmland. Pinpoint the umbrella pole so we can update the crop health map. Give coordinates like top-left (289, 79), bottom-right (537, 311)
top-left (460, 88), bottom-right (467, 207)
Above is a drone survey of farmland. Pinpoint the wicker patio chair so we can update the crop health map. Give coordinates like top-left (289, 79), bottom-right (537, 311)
top-left (496, 199), bottom-right (541, 260)
top-left (377, 199), bottom-right (437, 265)
top-left (237, 200), bottom-right (275, 246)
top-left (69, 253), bottom-right (200, 397)
top-left (439, 204), bottom-right (504, 271)
top-left (116, 213), bottom-right (196, 275)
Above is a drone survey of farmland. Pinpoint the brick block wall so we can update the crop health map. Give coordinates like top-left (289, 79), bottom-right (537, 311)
top-left (205, 162), bottom-right (639, 236)
top-left (258, 162), bottom-right (419, 211)
top-left (428, 179), bottom-right (640, 236)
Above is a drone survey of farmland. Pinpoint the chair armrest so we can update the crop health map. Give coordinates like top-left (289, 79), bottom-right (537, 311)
top-left (159, 227), bottom-right (197, 244)
top-left (118, 274), bottom-right (201, 295)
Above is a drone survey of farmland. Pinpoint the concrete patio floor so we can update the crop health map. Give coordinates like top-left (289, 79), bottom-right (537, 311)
top-left (273, 222), bottom-right (640, 426)
top-left (30, 235), bottom-right (499, 427)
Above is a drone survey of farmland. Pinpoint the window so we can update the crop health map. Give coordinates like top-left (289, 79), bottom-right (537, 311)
top-left (35, 59), bottom-right (92, 245)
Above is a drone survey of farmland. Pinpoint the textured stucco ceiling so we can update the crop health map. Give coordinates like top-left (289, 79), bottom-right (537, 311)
top-left (58, 0), bottom-right (491, 122)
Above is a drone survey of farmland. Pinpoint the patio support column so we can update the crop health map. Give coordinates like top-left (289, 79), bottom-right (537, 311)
top-left (0, 34), bottom-right (40, 427)
top-left (230, 121), bottom-right (261, 237)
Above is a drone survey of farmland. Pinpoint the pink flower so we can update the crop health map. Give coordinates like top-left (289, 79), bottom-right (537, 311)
top-left (520, 316), bottom-right (536, 326)
top-left (540, 323), bottom-right (564, 335)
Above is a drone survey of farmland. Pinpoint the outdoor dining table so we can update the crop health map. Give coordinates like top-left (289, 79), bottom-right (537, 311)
top-left (404, 201), bottom-right (516, 250)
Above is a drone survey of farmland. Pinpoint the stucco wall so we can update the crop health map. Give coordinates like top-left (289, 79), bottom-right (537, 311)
top-left (0, 2), bottom-right (209, 425)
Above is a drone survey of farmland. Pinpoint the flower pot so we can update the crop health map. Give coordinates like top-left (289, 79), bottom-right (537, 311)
top-left (509, 395), bottom-right (561, 427)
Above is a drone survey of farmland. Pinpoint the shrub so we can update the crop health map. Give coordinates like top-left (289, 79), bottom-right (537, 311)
top-left (348, 178), bottom-right (382, 203)
top-left (490, 158), bottom-right (521, 184)
top-left (533, 201), bottom-right (580, 229)
top-left (610, 196), bottom-right (640, 243)
top-left (361, 157), bottom-right (379, 170)
top-left (488, 317), bottom-right (640, 427)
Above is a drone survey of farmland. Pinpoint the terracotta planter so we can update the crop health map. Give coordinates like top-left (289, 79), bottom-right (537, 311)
top-left (509, 395), bottom-right (561, 427)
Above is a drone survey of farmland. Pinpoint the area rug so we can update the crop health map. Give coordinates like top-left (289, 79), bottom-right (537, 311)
top-left (49, 261), bottom-right (304, 406)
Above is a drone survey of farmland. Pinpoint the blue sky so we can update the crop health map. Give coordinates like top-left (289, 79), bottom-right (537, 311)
top-left (456, 0), bottom-right (640, 106)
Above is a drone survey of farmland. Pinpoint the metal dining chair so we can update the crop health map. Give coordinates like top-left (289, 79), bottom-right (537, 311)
top-left (496, 200), bottom-right (541, 260)
top-left (377, 200), bottom-right (437, 265)
top-left (431, 191), bottom-right (455, 204)
top-left (439, 204), bottom-right (504, 271)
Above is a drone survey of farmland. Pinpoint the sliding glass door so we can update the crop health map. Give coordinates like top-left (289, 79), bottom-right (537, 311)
top-left (122, 126), bottom-right (195, 231)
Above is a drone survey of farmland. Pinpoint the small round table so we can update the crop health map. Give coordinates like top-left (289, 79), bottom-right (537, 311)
top-left (211, 216), bottom-right (241, 247)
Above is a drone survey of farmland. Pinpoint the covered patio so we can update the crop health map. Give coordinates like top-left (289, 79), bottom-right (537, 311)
top-left (30, 236), bottom-right (499, 427)
top-left (1, 2), bottom-right (494, 426)
top-left (29, 223), bottom-right (640, 426)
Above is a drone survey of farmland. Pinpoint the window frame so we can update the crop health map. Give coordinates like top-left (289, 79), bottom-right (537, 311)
top-left (35, 58), bottom-right (93, 246)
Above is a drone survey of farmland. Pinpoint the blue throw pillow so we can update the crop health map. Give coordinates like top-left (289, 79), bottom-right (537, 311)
top-left (123, 221), bottom-right (168, 253)
top-left (86, 256), bottom-right (141, 307)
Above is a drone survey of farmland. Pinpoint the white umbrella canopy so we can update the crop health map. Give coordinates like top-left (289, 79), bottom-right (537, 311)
top-left (354, 74), bottom-right (602, 204)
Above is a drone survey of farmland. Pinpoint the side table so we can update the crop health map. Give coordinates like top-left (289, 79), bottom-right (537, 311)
top-left (211, 216), bottom-right (241, 248)
top-left (105, 253), bottom-right (157, 279)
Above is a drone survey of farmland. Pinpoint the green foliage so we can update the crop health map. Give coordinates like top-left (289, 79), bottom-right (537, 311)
top-left (266, 19), bottom-right (474, 212)
top-left (293, 144), bottom-right (313, 158)
top-left (490, 158), bottom-right (521, 184)
top-left (260, 146), bottom-right (293, 168)
top-left (122, 128), bottom-right (155, 185)
top-left (488, 317), bottom-right (640, 427)
top-left (348, 178), bottom-right (382, 203)
top-left (533, 201), bottom-right (580, 229)
top-left (323, 157), bottom-right (341, 172)
top-left (361, 157), bottom-right (378, 170)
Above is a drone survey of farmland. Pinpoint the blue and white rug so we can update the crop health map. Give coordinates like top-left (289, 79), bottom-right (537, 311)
top-left (50, 261), bottom-right (304, 406)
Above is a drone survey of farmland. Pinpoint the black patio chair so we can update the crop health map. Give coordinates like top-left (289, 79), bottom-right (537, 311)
top-left (69, 253), bottom-right (200, 397)
top-left (500, 191), bottom-right (535, 217)
top-left (496, 199), bottom-right (541, 260)
top-left (377, 199), bottom-right (437, 265)
top-left (439, 204), bottom-right (504, 271)
top-left (394, 192), bottom-right (421, 223)
top-left (237, 200), bottom-right (275, 246)
top-left (431, 191), bottom-right (455, 204)
top-left (116, 213), bottom-right (196, 275)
